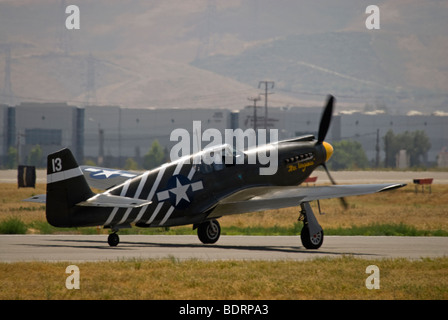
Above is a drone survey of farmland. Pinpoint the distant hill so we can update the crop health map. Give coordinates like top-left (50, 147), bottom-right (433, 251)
top-left (0, 0), bottom-right (446, 112)
top-left (192, 30), bottom-right (441, 110)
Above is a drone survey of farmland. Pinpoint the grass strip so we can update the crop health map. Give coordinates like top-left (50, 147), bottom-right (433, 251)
top-left (1, 257), bottom-right (447, 300)
top-left (2, 218), bottom-right (448, 237)
top-left (325, 223), bottom-right (448, 236)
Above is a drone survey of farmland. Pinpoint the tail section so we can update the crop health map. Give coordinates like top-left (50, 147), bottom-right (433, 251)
top-left (46, 148), bottom-right (94, 227)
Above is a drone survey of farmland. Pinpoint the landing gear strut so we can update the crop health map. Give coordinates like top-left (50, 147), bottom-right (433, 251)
top-left (299, 202), bottom-right (324, 249)
top-left (197, 220), bottom-right (221, 244)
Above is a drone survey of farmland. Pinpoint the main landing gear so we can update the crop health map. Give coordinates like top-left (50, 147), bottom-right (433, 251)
top-left (299, 202), bottom-right (324, 249)
top-left (196, 219), bottom-right (221, 244)
top-left (107, 224), bottom-right (131, 247)
top-left (108, 232), bottom-right (120, 247)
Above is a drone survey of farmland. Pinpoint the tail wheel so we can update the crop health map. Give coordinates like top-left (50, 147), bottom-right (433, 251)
top-left (300, 224), bottom-right (324, 249)
top-left (197, 220), bottom-right (221, 244)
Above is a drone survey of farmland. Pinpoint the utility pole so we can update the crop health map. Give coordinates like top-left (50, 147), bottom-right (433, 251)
top-left (258, 81), bottom-right (274, 130)
top-left (248, 95), bottom-right (261, 131)
top-left (375, 128), bottom-right (380, 168)
top-left (85, 53), bottom-right (97, 106)
top-left (98, 126), bottom-right (104, 166)
top-left (1, 45), bottom-right (15, 106)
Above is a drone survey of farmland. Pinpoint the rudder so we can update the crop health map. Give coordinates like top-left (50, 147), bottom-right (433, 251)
top-left (46, 148), bottom-right (94, 227)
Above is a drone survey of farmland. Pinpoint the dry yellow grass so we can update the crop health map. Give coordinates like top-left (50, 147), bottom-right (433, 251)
top-left (1, 257), bottom-right (447, 300)
top-left (0, 184), bottom-right (46, 224)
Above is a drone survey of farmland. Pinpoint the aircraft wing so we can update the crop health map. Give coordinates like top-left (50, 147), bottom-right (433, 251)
top-left (79, 166), bottom-right (141, 190)
top-left (207, 183), bottom-right (406, 218)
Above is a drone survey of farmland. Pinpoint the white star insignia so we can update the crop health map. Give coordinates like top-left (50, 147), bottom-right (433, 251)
top-left (169, 178), bottom-right (191, 205)
top-left (92, 169), bottom-right (121, 178)
top-left (156, 177), bottom-right (203, 206)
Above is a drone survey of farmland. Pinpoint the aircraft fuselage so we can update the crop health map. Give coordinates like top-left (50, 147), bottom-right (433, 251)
top-left (66, 138), bottom-right (328, 229)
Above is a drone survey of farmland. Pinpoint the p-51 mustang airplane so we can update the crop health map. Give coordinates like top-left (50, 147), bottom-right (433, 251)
top-left (25, 95), bottom-right (405, 249)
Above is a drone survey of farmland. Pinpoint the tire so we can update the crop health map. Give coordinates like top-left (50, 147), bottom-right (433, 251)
top-left (108, 233), bottom-right (120, 247)
top-left (300, 224), bottom-right (324, 249)
top-left (197, 220), bottom-right (221, 244)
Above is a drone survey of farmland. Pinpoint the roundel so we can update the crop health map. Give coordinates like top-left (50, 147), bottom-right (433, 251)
top-left (166, 175), bottom-right (196, 209)
top-left (156, 174), bottom-right (204, 210)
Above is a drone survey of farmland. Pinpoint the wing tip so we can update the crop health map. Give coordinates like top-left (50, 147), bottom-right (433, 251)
top-left (378, 183), bottom-right (407, 192)
top-left (22, 194), bottom-right (46, 203)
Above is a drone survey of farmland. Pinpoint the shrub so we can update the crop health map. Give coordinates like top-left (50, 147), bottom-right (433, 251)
top-left (0, 217), bottom-right (27, 234)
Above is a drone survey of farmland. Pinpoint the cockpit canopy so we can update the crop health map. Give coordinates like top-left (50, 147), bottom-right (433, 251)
top-left (197, 144), bottom-right (246, 173)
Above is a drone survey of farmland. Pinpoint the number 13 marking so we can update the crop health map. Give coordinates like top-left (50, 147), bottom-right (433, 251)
top-left (52, 158), bottom-right (62, 172)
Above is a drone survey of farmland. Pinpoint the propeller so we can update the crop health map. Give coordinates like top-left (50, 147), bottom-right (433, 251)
top-left (317, 95), bottom-right (334, 144)
top-left (321, 163), bottom-right (349, 209)
top-left (316, 95), bottom-right (349, 210)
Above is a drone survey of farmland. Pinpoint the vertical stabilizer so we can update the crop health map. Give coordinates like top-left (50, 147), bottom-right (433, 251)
top-left (46, 148), bottom-right (94, 227)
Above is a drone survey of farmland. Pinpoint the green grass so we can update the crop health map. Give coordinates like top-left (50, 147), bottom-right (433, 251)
top-left (0, 217), bottom-right (27, 234)
top-left (221, 223), bottom-right (448, 237)
top-left (3, 218), bottom-right (448, 237)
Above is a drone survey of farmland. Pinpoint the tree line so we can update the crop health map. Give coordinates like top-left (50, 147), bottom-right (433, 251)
top-left (329, 129), bottom-right (431, 170)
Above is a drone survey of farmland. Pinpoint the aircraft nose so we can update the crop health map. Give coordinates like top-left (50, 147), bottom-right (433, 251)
top-left (322, 141), bottom-right (333, 162)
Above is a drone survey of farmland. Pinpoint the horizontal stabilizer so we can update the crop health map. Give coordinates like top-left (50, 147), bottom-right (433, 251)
top-left (76, 194), bottom-right (152, 208)
top-left (80, 165), bottom-right (140, 190)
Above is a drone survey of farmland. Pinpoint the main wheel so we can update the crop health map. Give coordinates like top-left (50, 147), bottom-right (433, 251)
top-left (300, 224), bottom-right (324, 249)
top-left (197, 220), bottom-right (221, 244)
top-left (108, 233), bottom-right (120, 247)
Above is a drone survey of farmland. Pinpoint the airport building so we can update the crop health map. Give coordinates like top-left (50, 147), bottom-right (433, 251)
top-left (84, 106), bottom-right (230, 167)
top-left (1, 102), bottom-right (447, 168)
top-left (1, 102), bottom-right (83, 167)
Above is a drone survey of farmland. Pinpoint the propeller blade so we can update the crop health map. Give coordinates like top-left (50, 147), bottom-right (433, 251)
top-left (322, 163), bottom-right (336, 185)
top-left (338, 195), bottom-right (349, 210)
top-left (322, 163), bottom-right (348, 210)
top-left (317, 95), bottom-right (335, 144)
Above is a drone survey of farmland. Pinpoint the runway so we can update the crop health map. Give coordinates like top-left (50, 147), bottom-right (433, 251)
top-left (1, 235), bottom-right (447, 262)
